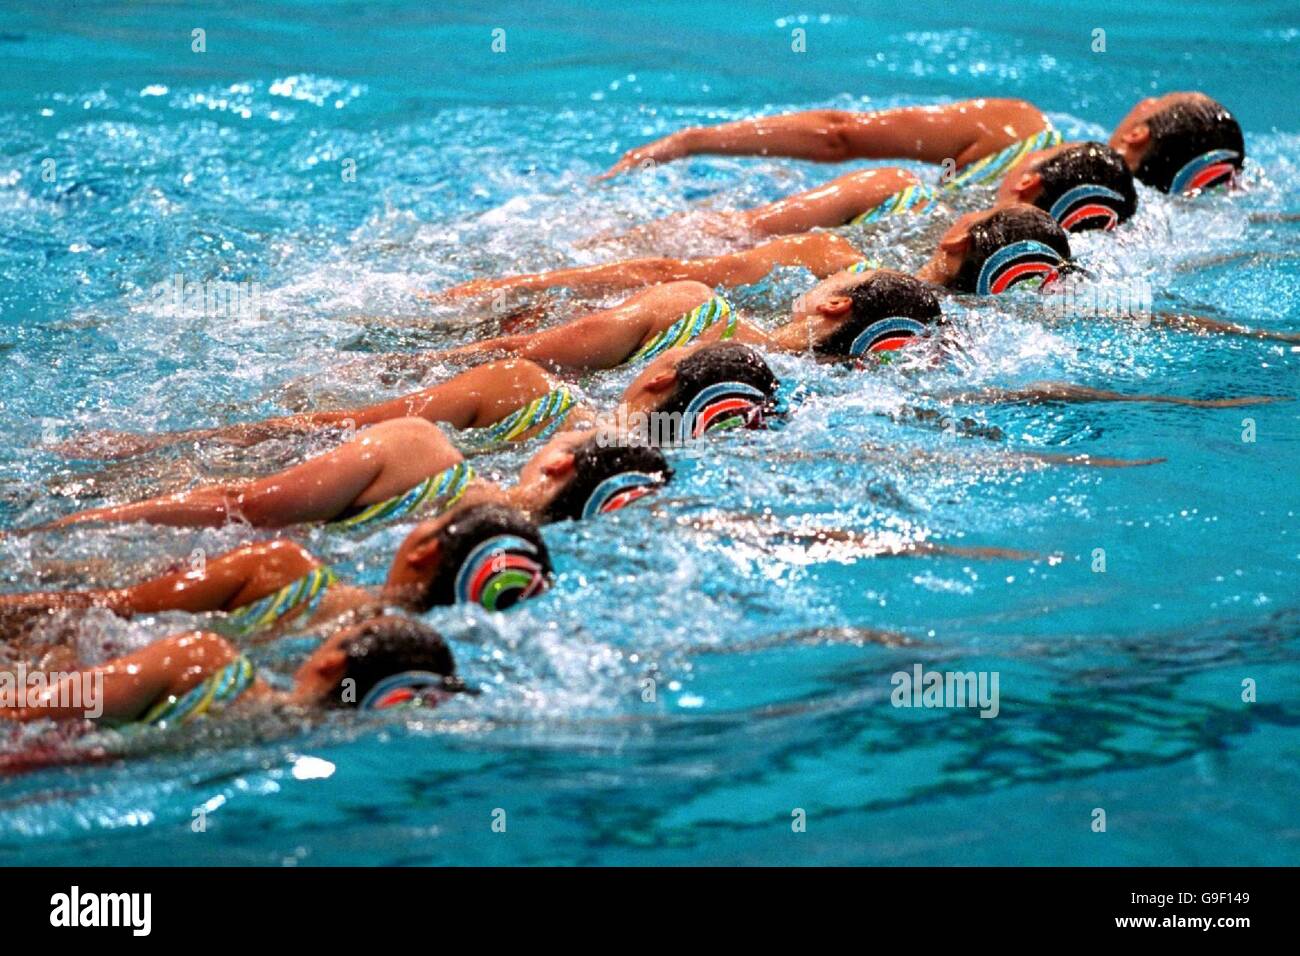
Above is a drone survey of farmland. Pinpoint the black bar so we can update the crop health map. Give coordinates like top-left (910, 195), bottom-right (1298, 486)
top-left (2, 867), bottom-right (1282, 939)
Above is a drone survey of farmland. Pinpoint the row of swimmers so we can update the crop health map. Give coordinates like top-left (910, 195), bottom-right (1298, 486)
top-left (0, 89), bottom-right (1284, 735)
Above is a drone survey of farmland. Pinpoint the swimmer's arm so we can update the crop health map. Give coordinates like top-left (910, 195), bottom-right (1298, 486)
top-left (125, 540), bottom-right (320, 614)
top-left (791, 524), bottom-right (1042, 561)
top-left (433, 233), bottom-right (865, 300)
top-left (741, 168), bottom-right (922, 234)
top-left (224, 417), bottom-right (462, 527)
top-left (0, 576), bottom-right (130, 614)
top-left (202, 377), bottom-right (498, 438)
top-left (53, 411), bottom-right (358, 462)
top-left (1, 631), bottom-right (239, 722)
top-left (0, 588), bottom-right (132, 624)
top-left (1016, 450), bottom-right (1167, 468)
top-left (599, 100), bottom-right (1048, 177)
top-left (39, 419), bottom-right (452, 530)
top-left (433, 317), bottom-right (644, 372)
top-left (903, 540), bottom-right (1046, 561)
top-left (1148, 311), bottom-right (1300, 343)
top-left (723, 232), bottom-right (868, 277)
top-left (63, 360), bottom-right (559, 461)
top-left (610, 165), bottom-right (919, 241)
top-left (429, 263), bottom-right (675, 301)
top-left (38, 489), bottom-right (246, 533)
top-left (747, 443), bottom-right (1164, 471)
top-left (949, 381), bottom-right (1288, 408)
top-left (335, 359), bottom-right (560, 431)
top-left (436, 282), bottom-right (714, 372)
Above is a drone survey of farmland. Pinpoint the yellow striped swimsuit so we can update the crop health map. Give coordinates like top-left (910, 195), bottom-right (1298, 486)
top-left (327, 461), bottom-right (475, 533)
top-left (471, 386), bottom-right (576, 446)
top-left (224, 565), bottom-right (338, 637)
top-left (626, 295), bottom-right (737, 365)
top-left (941, 127), bottom-right (1063, 191)
top-left (140, 655), bottom-right (256, 727)
top-left (847, 257), bottom-right (884, 274)
top-left (848, 183), bottom-right (937, 226)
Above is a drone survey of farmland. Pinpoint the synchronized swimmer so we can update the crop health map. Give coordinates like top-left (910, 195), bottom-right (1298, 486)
top-left (2, 88), bottom-right (1282, 735)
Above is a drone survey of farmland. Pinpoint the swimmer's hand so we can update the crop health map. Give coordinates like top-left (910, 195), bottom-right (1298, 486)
top-left (49, 429), bottom-right (208, 462)
top-left (50, 419), bottom-right (317, 461)
top-left (424, 276), bottom-right (533, 303)
top-left (1151, 311), bottom-right (1300, 343)
top-left (1024, 451), bottom-right (1167, 469)
top-left (596, 130), bottom-right (693, 181)
top-left (958, 382), bottom-right (1291, 408)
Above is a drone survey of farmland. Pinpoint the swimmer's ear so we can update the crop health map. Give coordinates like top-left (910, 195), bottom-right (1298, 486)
top-left (541, 452), bottom-right (577, 479)
top-left (643, 369), bottom-right (678, 394)
top-left (405, 536), bottom-right (441, 569)
top-left (939, 229), bottom-right (972, 255)
top-left (814, 295), bottom-right (853, 320)
top-left (1011, 171), bottom-right (1043, 199)
top-left (311, 648), bottom-right (349, 684)
top-left (1122, 123), bottom-right (1151, 147)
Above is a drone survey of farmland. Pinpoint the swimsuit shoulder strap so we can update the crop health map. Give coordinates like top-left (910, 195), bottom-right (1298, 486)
top-left (626, 294), bottom-right (736, 366)
top-left (140, 655), bottom-right (256, 728)
top-left (475, 385), bottom-right (576, 446)
top-left (849, 183), bottom-right (937, 226)
top-left (941, 127), bottom-right (1063, 192)
top-left (224, 565), bottom-right (338, 637)
top-left (327, 461), bottom-right (475, 533)
top-left (847, 256), bottom-right (884, 273)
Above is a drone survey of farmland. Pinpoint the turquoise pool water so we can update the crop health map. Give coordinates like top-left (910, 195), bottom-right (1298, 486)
top-left (0, 0), bottom-right (1297, 864)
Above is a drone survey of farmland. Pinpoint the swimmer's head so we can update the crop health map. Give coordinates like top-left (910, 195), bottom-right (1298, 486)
top-left (626, 341), bottom-right (780, 443)
top-left (931, 204), bottom-right (1072, 295)
top-left (522, 430), bottom-right (672, 523)
top-left (999, 141), bottom-right (1138, 231)
top-left (296, 614), bottom-right (461, 711)
top-left (385, 503), bottom-right (552, 613)
top-left (1110, 92), bottom-right (1243, 194)
top-left (782, 269), bottom-right (944, 360)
